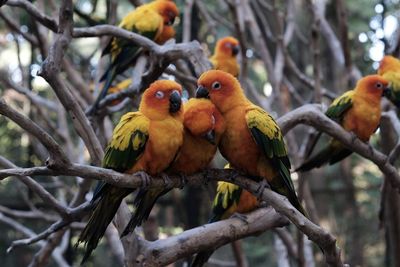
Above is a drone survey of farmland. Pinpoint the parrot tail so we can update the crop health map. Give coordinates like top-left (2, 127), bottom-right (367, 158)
top-left (190, 250), bottom-right (215, 267)
top-left (76, 187), bottom-right (128, 264)
top-left (120, 188), bottom-right (168, 238)
top-left (88, 67), bottom-right (116, 115)
top-left (295, 145), bottom-right (335, 172)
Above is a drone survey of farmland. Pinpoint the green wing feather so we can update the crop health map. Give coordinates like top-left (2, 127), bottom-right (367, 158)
top-left (325, 90), bottom-right (354, 120)
top-left (210, 182), bottom-right (242, 223)
top-left (92, 112), bottom-right (149, 202)
top-left (78, 112), bottom-right (149, 263)
top-left (382, 71), bottom-right (400, 107)
top-left (246, 107), bottom-right (307, 216)
top-left (296, 91), bottom-right (354, 172)
top-left (246, 107), bottom-right (292, 188)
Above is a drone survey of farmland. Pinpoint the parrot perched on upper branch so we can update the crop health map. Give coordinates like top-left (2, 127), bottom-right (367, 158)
top-left (76, 79), bottom-right (184, 263)
top-left (91, 0), bottom-right (179, 112)
top-left (97, 36), bottom-right (240, 102)
top-left (120, 98), bottom-right (226, 237)
top-left (378, 55), bottom-right (400, 107)
top-left (210, 36), bottom-right (240, 77)
top-left (195, 70), bottom-right (306, 215)
top-left (297, 75), bottom-right (390, 172)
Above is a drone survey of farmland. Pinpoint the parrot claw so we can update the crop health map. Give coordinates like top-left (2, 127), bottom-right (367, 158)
top-left (179, 173), bottom-right (188, 189)
top-left (231, 213), bottom-right (249, 224)
top-left (138, 171), bottom-right (151, 188)
top-left (228, 171), bottom-right (239, 181)
top-left (349, 132), bottom-right (358, 143)
top-left (203, 169), bottom-right (211, 185)
top-left (160, 173), bottom-right (172, 187)
top-left (256, 180), bottom-right (269, 201)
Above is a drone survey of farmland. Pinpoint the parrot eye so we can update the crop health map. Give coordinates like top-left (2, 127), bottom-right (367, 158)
top-left (212, 81), bottom-right (221, 90)
top-left (375, 82), bottom-right (383, 89)
top-left (155, 91), bottom-right (165, 99)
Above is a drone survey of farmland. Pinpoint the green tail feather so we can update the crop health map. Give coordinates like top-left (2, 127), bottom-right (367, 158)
top-left (296, 145), bottom-right (336, 172)
top-left (121, 187), bottom-right (169, 238)
top-left (296, 143), bottom-right (352, 172)
top-left (191, 250), bottom-right (214, 267)
top-left (89, 67), bottom-right (116, 114)
top-left (76, 186), bottom-right (131, 264)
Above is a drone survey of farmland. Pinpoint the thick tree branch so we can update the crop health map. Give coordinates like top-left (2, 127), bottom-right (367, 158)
top-left (138, 208), bottom-right (287, 266)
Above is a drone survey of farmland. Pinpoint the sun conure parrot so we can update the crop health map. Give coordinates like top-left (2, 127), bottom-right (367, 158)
top-left (296, 75), bottom-right (389, 171)
top-left (191, 165), bottom-right (259, 267)
top-left (378, 55), bottom-right (400, 107)
top-left (76, 80), bottom-right (184, 263)
top-left (91, 0), bottom-right (179, 112)
top-left (210, 36), bottom-right (240, 77)
top-left (120, 98), bottom-right (226, 237)
top-left (195, 70), bottom-right (306, 216)
top-left (98, 36), bottom-right (240, 103)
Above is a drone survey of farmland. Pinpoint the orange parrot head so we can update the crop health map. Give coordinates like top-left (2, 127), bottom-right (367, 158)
top-left (378, 55), bottom-right (400, 75)
top-left (214, 36), bottom-right (240, 57)
top-left (152, 0), bottom-right (179, 27)
top-left (183, 98), bottom-right (226, 144)
top-left (140, 80), bottom-right (183, 120)
top-left (355, 74), bottom-right (390, 99)
top-left (195, 70), bottom-right (246, 113)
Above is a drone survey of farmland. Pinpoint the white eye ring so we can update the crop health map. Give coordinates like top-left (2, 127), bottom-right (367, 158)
top-left (212, 81), bottom-right (221, 90)
top-left (155, 91), bottom-right (164, 99)
top-left (375, 82), bottom-right (383, 89)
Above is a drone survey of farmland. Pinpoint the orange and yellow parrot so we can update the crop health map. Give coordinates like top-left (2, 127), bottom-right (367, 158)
top-left (77, 80), bottom-right (184, 263)
top-left (378, 55), bottom-right (400, 107)
top-left (195, 70), bottom-right (306, 216)
top-left (98, 36), bottom-right (240, 103)
top-left (92, 0), bottom-right (179, 111)
top-left (191, 166), bottom-right (258, 267)
top-left (120, 98), bottom-right (226, 236)
top-left (297, 75), bottom-right (389, 171)
top-left (210, 36), bottom-right (240, 77)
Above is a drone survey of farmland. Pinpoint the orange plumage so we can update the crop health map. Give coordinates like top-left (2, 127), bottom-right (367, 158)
top-left (170, 98), bottom-right (226, 174)
top-left (378, 55), bottom-right (400, 107)
top-left (195, 70), bottom-right (305, 215)
top-left (210, 36), bottom-right (240, 77)
top-left (297, 75), bottom-right (389, 171)
top-left (77, 80), bottom-right (184, 263)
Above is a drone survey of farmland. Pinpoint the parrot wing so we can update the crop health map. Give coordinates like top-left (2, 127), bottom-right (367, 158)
top-left (246, 106), bottom-right (293, 191)
top-left (325, 90), bottom-right (354, 121)
top-left (92, 112), bottom-right (150, 201)
top-left (382, 71), bottom-right (400, 107)
top-left (210, 182), bottom-right (243, 223)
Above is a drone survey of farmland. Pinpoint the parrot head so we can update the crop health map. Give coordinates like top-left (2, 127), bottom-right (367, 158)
top-left (140, 80), bottom-right (183, 120)
top-left (196, 70), bottom-right (246, 113)
top-left (183, 98), bottom-right (225, 145)
top-left (153, 0), bottom-right (179, 27)
top-left (355, 75), bottom-right (390, 98)
top-left (378, 55), bottom-right (400, 75)
top-left (215, 36), bottom-right (240, 57)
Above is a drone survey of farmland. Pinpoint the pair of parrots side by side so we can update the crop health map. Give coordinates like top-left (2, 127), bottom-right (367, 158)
top-left (102, 36), bottom-right (241, 108)
top-left (77, 80), bottom-right (226, 263)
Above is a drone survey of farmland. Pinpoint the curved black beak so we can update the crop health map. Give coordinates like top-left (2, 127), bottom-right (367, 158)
top-left (195, 86), bottom-right (209, 99)
top-left (169, 90), bottom-right (182, 113)
top-left (383, 86), bottom-right (391, 97)
top-left (232, 45), bottom-right (240, 56)
top-left (204, 130), bottom-right (216, 145)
